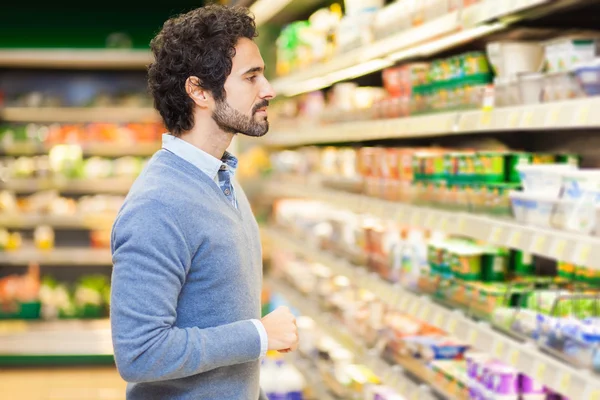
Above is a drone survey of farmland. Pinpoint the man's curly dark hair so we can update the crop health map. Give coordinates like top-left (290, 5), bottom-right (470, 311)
top-left (148, 5), bottom-right (257, 136)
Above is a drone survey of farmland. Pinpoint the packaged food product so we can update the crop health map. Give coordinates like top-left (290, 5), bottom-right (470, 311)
top-left (486, 41), bottom-right (544, 79)
top-left (573, 58), bottom-right (600, 96)
top-left (518, 72), bottom-right (544, 104)
top-left (516, 163), bottom-right (576, 197)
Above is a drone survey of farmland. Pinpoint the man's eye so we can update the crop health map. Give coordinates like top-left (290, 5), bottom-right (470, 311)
top-left (246, 76), bottom-right (257, 82)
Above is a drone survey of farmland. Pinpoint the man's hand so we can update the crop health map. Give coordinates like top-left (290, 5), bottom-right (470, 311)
top-left (260, 306), bottom-right (298, 353)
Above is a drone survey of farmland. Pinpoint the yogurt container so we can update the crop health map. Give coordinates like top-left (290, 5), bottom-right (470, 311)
top-left (516, 163), bottom-right (577, 197)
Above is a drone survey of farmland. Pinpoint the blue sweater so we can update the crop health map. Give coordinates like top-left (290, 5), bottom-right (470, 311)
top-left (110, 149), bottom-right (264, 399)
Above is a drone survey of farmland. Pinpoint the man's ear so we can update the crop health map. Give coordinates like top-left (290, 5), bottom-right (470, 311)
top-left (185, 76), bottom-right (212, 108)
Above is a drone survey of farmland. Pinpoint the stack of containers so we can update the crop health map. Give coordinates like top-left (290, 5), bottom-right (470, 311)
top-left (509, 161), bottom-right (600, 235)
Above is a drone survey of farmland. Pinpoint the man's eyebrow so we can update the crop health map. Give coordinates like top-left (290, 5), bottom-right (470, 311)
top-left (242, 66), bottom-right (265, 75)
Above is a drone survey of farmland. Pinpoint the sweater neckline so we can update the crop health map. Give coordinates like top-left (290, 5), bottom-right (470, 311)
top-left (156, 149), bottom-right (244, 219)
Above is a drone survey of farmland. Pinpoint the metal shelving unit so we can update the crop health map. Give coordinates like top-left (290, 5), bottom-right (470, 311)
top-left (265, 181), bottom-right (600, 271)
top-left (266, 97), bottom-right (600, 147)
top-left (263, 227), bottom-right (600, 400)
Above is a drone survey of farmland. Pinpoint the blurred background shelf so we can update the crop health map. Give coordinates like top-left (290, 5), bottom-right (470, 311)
top-left (0, 141), bottom-right (161, 157)
top-left (0, 177), bottom-right (136, 195)
top-left (0, 213), bottom-right (116, 230)
top-left (263, 227), bottom-right (600, 400)
top-left (268, 277), bottom-right (465, 400)
top-left (0, 247), bottom-right (112, 266)
top-left (0, 107), bottom-right (160, 124)
top-left (0, 49), bottom-right (152, 70)
top-left (264, 181), bottom-right (600, 270)
top-left (0, 319), bottom-right (113, 365)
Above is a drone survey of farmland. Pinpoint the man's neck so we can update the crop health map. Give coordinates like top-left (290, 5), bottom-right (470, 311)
top-left (178, 118), bottom-right (234, 160)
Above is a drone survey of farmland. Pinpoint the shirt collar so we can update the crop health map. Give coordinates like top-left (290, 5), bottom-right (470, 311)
top-left (162, 134), bottom-right (237, 180)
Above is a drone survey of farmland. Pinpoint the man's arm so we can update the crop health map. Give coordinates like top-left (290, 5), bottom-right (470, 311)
top-left (110, 198), bottom-right (262, 383)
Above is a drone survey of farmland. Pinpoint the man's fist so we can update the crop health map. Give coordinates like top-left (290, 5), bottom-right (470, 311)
top-left (260, 306), bottom-right (298, 353)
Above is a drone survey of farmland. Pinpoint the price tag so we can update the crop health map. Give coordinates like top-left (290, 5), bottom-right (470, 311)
top-left (507, 230), bottom-right (523, 248)
top-left (398, 295), bottom-right (409, 310)
top-left (409, 212), bottom-right (421, 226)
top-left (529, 233), bottom-right (547, 253)
top-left (550, 238), bottom-right (567, 259)
top-left (545, 107), bottom-right (561, 127)
top-left (558, 372), bottom-right (572, 393)
top-left (468, 328), bottom-right (479, 345)
top-left (408, 299), bottom-right (420, 316)
top-left (575, 104), bottom-right (591, 125)
top-left (587, 389), bottom-right (600, 400)
top-left (420, 304), bottom-right (432, 320)
top-left (446, 318), bottom-right (459, 334)
top-left (573, 243), bottom-right (592, 265)
top-left (488, 226), bottom-right (504, 244)
top-left (507, 111), bottom-right (520, 128)
top-left (533, 361), bottom-right (546, 381)
top-left (394, 208), bottom-right (405, 224)
top-left (456, 217), bottom-right (467, 233)
top-left (438, 217), bottom-right (449, 231)
top-left (521, 110), bottom-right (535, 128)
top-left (433, 311), bottom-right (445, 327)
top-left (508, 349), bottom-right (520, 366)
top-left (492, 339), bottom-right (505, 358)
top-left (479, 110), bottom-right (493, 128)
top-left (424, 213), bottom-right (435, 228)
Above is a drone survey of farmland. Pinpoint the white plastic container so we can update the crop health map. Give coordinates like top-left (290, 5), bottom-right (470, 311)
top-left (486, 42), bottom-right (544, 79)
top-left (516, 163), bottom-right (576, 197)
top-left (344, 0), bottom-right (385, 16)
top-left (509, 191), bottom-right (570, 229)
top-left (518, 72), bottom-right (544, 105)
top-left (561, 169), bottom-right (600, 202)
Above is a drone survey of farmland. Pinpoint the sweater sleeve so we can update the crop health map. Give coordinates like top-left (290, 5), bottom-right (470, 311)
top-left (110, 198), bottom-right (262, 383)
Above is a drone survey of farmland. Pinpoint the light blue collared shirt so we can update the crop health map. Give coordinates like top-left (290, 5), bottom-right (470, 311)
top-left (161, 133), bottom-right (268, 359)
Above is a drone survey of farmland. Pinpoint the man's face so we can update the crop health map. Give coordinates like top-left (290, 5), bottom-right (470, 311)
top-left (212, 38), bottom-right (276, 137)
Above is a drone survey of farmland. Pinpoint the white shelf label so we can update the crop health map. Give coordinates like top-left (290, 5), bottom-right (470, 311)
top-left (492, 338), bottom-right (505, 358)
top-left (508, 348), bottom-right (520, 367)
top-left (549, 238), bottom-right (568, 260)
top-left (573, 243), bottom-right (592, 265)
top-left (529, 233), bottom-right (547, 254)
top-left (545, 107), bottom-right (561, 127)
top-left (507, 230), bottom-right (523, 248)
top-left (521, 110), bottom-right (535, 128)
top-left (575, 104), bottom-right (591, 125)
top-left (532, 361), bottom-right (547, 382)
top-left (558, 371), bottom-right (572, 394)
top-left (488, 226), bottom-right (504, 244)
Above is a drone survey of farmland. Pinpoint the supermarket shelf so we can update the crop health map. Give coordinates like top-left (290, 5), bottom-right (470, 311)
top-left (263, 227), bottom-right (600, 400)
top-left (0, 319), bottom-right (113, 365)
top-left (268, 277), bottom-right (448, 400)
top-left (267, 97), bottom-right (600, 146)
top-left (251, 0), bottom-right (326, 26)
top-left (0, 142), bottom-right (160, 157)
top-left (0, 49), bottom-right (152, 70)
top-left (0, 177), bottom-right (135, 195)
top-left (0, 247), bottom-right (112, 266)
top-left (0, 107), bottom-right (160, 124)
top-left (286, 355), bottom-right (337, 400)
top-left (265, 181), bottom-right (600, 270)
top-left (270, 0), bottom-right (582, 96)
top-left (0, 213), bottom-right (116, 230)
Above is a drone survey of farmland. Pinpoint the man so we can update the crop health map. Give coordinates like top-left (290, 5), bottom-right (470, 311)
top-left (110, 5), bottom-right (298, 400)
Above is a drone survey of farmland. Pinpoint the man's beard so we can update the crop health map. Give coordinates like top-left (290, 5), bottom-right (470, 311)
top-left (212, 99), bottom-right (270, 137)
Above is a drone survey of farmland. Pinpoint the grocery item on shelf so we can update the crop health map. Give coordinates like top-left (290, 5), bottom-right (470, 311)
top-left (0, 122), bottom-right (164, 146)
top-left (261, 355), bottom-right (307, 400)
top-left (270, 145), bottom-right (582, 220)
top-left (270, 195), bottom-right (600, 381)
top-left (0, 152), bottom-right (148, 181)
top-left (0, 263), bottom-right (40, 319)
top-left (39, 274), bottom-right (110, 320)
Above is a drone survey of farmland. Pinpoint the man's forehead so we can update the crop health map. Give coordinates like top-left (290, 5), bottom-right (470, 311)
top-left (233, 38), bottom-right (264, 71)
